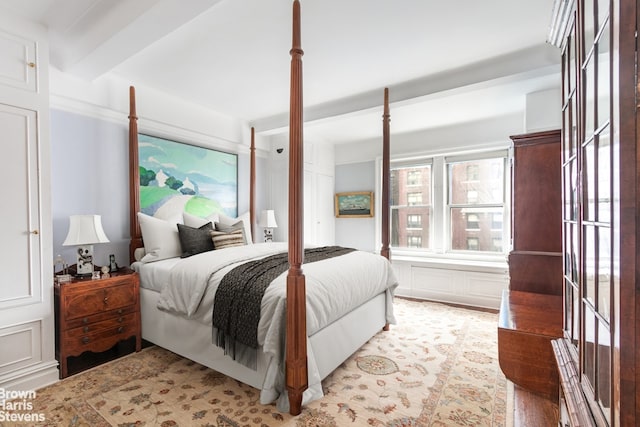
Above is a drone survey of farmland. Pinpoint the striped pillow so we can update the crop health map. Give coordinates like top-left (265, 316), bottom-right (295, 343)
top-left (210, 228), bottom-right (246, 250)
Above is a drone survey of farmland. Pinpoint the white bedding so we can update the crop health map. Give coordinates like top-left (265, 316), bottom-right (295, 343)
top-left (132, 242), bottom-right (398, 410)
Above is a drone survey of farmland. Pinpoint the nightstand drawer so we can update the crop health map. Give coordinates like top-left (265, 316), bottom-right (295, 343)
top-left (63, 305), bottom-right (136, 330)
top-left (63, 282), bottom-right (136, 320)
top-left (65, 312), bottom-right (136, 337)
top-left (62, 322), bottom-right (138, 356)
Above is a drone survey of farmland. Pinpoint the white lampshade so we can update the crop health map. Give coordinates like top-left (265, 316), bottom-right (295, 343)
top-left (258, 210), bottom-right (278, 228)
top-left (62, 215), bottom-right (110, 246)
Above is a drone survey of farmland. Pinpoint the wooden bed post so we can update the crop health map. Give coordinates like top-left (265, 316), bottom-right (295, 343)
top-left (250, 127), bottom-right (256, 242)
top-left (381, 88), bottom-right (391, 260)
top-left (286, 0), bottom-right (307, 416)
top-left (129, 86), bottom-right (142, 263)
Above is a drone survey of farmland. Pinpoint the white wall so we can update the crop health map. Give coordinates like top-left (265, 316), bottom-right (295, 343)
top-left (525, 88), bottom-right (562, 132)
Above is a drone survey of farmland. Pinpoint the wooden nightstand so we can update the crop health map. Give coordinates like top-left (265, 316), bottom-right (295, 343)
top-left (54, 267), bottom-right (141, 378)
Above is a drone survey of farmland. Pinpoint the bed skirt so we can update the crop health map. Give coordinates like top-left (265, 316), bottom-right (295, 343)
top-left (139, 287), bottom-right (387, 411)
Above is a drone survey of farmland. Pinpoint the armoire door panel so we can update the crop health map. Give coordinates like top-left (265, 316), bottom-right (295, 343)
top-left (0, 30), bottom-right (37, 93)
top-left (0, 103), bottom-right (40, 308)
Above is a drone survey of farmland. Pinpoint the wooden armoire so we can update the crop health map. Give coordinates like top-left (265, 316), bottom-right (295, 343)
top-left (509, 130), bottom-right (563, 296)
top-left (548, 0), bottom-right (639, 425)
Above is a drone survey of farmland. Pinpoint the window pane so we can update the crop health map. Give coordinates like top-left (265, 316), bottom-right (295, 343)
top-left (391, 165), bottom-right (431, 206)
top-left (584, 0), bottom-right (595, 54)
top-left (596, 20), bottom-right (610, 129)
top-left (585, 225), bottom-right (596, 305)
top-left (571, 95), bottom-right (578, 157)
top-left (390, 163), bottom-right (432, 250)
top-left (449, 158), bottom-right (504, 205)
top-left (598, 226), bottom-right (611, 321)
top-left (597, 320), bottom-right (612, 424)
top-left (597, 0), bottom-right (609, 32)
top-left (584, 140), bottom-right (595, 221)
top-left (392, 207), bottom-right (430, 249)
top-left (597, 128), bottom-right (611, 223)
top-left (584, 59), bottom-right (595, 139)
top-left (569, 31), bottom-right (577, 94)
top-left (451, 207), bottom-right (503, 252)
top-left (583, 307), bottom-right (596, 394)
top-left (572, 283), bottom-right (580, 347)
top-left (564, 279), bottom-right (573, 335)
top-left (572, 222), bottom-right (580, 282)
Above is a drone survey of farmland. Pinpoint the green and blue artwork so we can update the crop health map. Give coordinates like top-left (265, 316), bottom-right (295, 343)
top-left (138, 134), bottom-right (237, 219)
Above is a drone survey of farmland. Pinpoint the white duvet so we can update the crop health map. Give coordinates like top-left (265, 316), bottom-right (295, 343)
top-left (153, 242), bottom-right (398, 410)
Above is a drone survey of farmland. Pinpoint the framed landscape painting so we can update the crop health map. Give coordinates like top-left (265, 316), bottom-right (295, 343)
top-left (335, 191), bottom-right (374, 218)
top-left (137, 133), bottom-right (238, 220)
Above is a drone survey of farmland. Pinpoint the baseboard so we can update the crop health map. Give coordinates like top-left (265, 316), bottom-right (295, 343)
top-left (0, 361), bottom-right (59, 393)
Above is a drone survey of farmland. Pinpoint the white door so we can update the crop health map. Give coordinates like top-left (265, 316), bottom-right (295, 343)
top-left (315, 173), bottom-right (335, 246)
top-left (0, 13), bottom-right (57, 391)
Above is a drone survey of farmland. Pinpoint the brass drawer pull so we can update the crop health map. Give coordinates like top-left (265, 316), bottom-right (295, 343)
top-left (103, 297), bottom-right (109, 304)
top-left (82, 318), bottom-right (89, 324)
top-left (117, 326), bottom-right (124, 333)
top-left (82, 337), bottom-right (90, 344)
top-left (83, 326), bottom-right (89, 333)
top-left (117, 309), bottom-right (123, 314)
top-left (118, 317), bottom-right (124, 323)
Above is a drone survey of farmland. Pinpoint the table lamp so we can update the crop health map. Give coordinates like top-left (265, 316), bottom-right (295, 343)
top-left (62, 214), bottom-right (110, 277)
top-left (258, 210), bottom-right (278, 242)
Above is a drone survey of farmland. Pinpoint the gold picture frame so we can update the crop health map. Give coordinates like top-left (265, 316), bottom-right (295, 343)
top-left (335, 191), bottom-right (374, 218)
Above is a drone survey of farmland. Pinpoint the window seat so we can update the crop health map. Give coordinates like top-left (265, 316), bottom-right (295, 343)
top-left (391, 256), bottom-right (508, 309)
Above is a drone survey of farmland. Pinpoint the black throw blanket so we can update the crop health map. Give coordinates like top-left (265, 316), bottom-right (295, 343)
top-left (212, 246), bottom-right (355, 369)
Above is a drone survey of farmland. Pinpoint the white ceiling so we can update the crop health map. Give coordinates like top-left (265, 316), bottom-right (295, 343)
top-left (1, 0), bottom-right (560, 144)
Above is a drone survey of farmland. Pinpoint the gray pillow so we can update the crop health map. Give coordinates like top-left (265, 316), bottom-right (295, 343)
top-left (177, 222), bottom-right (215, 258)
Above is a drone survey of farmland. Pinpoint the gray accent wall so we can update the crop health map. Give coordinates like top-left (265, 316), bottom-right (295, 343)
top-left (51, 109), bottom-right (262, 269)
top-left (334, 161), bottom-right (376, 252)
top-left (51, 109), bottom-right (130, 269)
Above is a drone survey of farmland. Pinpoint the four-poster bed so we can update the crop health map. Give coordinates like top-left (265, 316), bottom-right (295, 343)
top-left (127, 0), bottom-right (395, 416)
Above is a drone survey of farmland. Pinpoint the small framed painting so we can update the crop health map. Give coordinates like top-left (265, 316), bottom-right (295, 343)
top-left (335, 191), bottom-right (374, 218)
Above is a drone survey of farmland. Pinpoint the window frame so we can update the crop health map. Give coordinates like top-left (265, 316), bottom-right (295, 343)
top-left (377, 147), bottom-right (510, 261)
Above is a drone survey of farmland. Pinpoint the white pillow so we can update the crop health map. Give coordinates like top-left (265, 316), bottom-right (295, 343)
top-left (137, 212), bottom-right (182, 263)
top-left (218, 211), bottom-right (253, 244)
top-left (183, 211), bottom-right (220, 228)
top-left (133, 247), bottom-right (146, 262)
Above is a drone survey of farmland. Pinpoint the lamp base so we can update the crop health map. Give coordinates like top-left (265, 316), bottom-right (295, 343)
top-left (263, 228), bottom-right (273, 243)
top-left (75, 244), bottom-right (95, 277)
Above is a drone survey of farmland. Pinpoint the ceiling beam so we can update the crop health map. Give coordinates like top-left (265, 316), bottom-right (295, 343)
top-left (251, 43), bottom-right (559, 134)
top-left (51, 0), bottom-right (224, 80)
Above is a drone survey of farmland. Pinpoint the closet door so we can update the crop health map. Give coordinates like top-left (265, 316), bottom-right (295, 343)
top-left (0, 11), bottom-right (57, 390)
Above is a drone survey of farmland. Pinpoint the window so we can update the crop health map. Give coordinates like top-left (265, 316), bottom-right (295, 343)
top-left (391, 163), bottom-right (431, 249)
top-left (467, 237), bottom-right (479, 250)
top-left (448, 156), bottom-right (506, 253)
top-left (466, 213), bottom-right (480, 230)
top-left (407, 214), bottom-right (422, 229)
top-left (387, 149), bottom-right (508, 256)
top-left (407, 192), bottom-right (422, 206)
top-left (408, 236), bottom-right (422, 248)
top-left (467, 164), bottom-right (479, 181)
top-left (407, 170), bottom-right (421, 186)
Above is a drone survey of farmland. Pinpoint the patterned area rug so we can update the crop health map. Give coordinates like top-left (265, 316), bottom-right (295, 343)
top-left (2, 298), bottom-right (506, 426)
